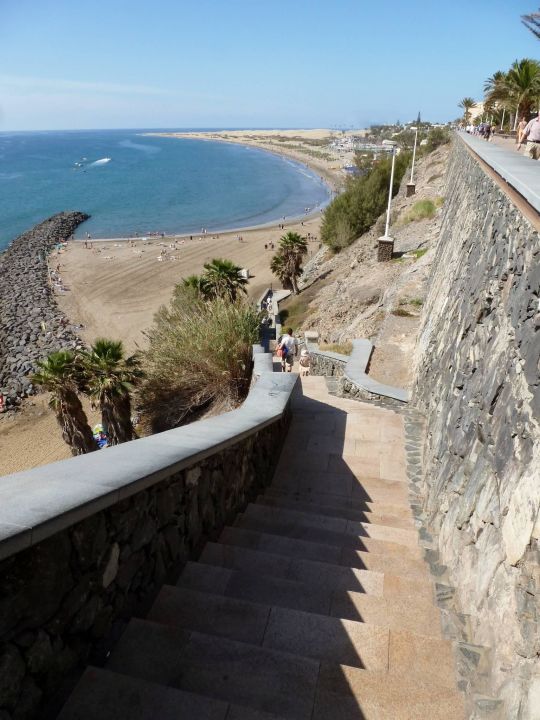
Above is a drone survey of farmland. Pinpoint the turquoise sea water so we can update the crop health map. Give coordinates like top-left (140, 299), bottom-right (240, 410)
top-left (0, 129), bottom-right (331, 251)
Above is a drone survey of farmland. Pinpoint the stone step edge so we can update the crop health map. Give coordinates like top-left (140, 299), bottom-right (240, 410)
top-left (154, 582), bottom-right (444, 641)
top-left (234, 512), bottom-right (426, 556)
top-left (224, 520), bottom-right (434, 562)
top-left (258, 492), bottom-right (415, 518)
top-left (57, 665), bottom-right (289, 720)
top-left (199, 541), bottom-right (436, 591)
top-left (242, 502), bottom-right (421, 542)
top-left (263, 487), bottom-right (415, 515)
top-left (217, 527), bottom-right (436, 579)
top-left (116, 616), bottom-right (462, 693)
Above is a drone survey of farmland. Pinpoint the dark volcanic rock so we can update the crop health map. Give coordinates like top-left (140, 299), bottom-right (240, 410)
top-left (0, 212), bottom-right (89, 408)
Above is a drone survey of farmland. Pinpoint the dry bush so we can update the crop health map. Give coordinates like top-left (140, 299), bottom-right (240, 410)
top-left (138, 288), bottom-right (260, 433)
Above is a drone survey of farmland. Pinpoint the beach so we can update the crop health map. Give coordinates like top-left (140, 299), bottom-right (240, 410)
top-left (55, 213), bottom-right (325, 352)
top-left (56, 129), bottom-right (355, 351)
top-left (0, 129), bottom-right (349, 475)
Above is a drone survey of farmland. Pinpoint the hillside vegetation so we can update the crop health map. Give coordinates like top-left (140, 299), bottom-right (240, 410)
top-left (321, 151), bottom-right (411, 252)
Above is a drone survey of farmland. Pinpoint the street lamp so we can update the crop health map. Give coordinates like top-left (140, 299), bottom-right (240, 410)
top-left (378, 140), bottom-right (397, 262)
top-left (407, 126), bottom-right (418, 196)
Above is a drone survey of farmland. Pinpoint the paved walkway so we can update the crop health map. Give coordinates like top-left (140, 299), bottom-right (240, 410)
top-left (459, 131), bottom-right (540, 213)
top-left (58, 376), bottom-right (464, 719)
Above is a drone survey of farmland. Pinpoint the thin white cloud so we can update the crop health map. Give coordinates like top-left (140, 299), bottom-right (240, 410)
top-left (0, 74), bottom-right (172, 96)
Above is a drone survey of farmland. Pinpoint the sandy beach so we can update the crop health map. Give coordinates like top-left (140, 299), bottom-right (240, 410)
top-left (55, 128), bottom-right (356, 351)
top-left (1, 129), bottom-right (349, 475)
top-left (55, 214), bottom-right (325, 352)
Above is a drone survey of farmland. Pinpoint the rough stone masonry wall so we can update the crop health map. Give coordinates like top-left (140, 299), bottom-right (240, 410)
top-left (414, 139), bottom-right (540, 718)
top-left (0, 415), bottom-right (288, 720)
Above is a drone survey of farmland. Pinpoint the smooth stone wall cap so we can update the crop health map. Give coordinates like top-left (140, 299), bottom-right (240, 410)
top-left (459, 131), bottom-right (540, 212)
top-left (344, 340), bottom-right (409, 403)
top-left (0, 357), bottom-right (297, 561)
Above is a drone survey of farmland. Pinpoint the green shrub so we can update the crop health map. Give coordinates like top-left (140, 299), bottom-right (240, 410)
top-left (321, 151), bottom-right (411, 252)
top-left (139, 289), bottom-right (260, 432)
top-left (422, 127), bottom-right (451, 154)
top-left (402, 199), bottom-right (438, 224)
top-left (392, 308), bottom-right (414, 317)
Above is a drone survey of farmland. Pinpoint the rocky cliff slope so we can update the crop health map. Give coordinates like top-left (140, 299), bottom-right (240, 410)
top-left (292, 143), bottom-right (449, 388)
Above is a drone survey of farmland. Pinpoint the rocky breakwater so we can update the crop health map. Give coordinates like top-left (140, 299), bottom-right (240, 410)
top-left (0, 212), bottom-right (89, 408)
top-left (414, 137), bottom-right (540, 717)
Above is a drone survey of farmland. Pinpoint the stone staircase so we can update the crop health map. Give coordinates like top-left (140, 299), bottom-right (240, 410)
top-left (57, 375), bottom-right (465, 720)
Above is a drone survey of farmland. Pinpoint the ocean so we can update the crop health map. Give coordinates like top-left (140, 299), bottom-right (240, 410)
top-left (0, 129), bottom-right (331, 251)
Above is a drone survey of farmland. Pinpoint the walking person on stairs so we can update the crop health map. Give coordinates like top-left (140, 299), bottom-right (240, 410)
top-left (277, 327), bottom-right (297, 372)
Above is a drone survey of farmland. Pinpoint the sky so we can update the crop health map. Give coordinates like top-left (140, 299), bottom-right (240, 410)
top-left (0, 0), bottom-right (538, 131)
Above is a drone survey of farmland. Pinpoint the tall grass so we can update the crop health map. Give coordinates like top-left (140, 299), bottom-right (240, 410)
top-left (401, 197), bottom-right (444, 224)
top-left (139, 288), bottom-right (260, 432)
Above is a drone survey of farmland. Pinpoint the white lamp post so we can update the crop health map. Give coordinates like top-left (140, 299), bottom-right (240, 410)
top-left (378, 140), bottom-right (397, 261)
top-left (407, 125), bottom-right (418, 196)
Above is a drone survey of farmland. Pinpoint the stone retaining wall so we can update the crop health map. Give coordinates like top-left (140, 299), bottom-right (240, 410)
top-left (0, 372), bottom-right (294, 719)
top-left (307, 349), bottom-right (347, 377)
top-left (0, 213), bottom-right (89, 408)
top-left (414, 137), bottom-right (540, 718)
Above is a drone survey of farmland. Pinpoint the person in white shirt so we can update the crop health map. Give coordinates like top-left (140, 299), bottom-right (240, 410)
top-left (518, 111), bottom-right (540, 159)
top-left (277, 328), bottom-right (297, 372)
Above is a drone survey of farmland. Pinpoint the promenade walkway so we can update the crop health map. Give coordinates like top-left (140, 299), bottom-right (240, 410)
top-left (459, 131), bottom-right (540, 215)
top-left (58, 376), bottom-right (464, 719)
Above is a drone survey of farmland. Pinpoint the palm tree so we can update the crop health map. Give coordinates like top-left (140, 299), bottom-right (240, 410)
top-left (504, 58), bottom-right (540, 128)
top-left (79, 339), bottom-right (144, 445)
top-left (522, 10), bottom-right (540, 40)
top-left (458, 97), bottom-right (477, 123)
top-left (202, 258), bottom-right (248, 301)
top-left (272, 232), bottom-right (308, 295)
top-left (483, 71), bottom-right (511, 129)
top-left (270, 252), bottom-right (293, 290)
top-left (484, 71), bottom-right (507, 99)
top-left (181, 274), bottom-right (208, 298)
top-left (32, 350), bottom-right (98, 455)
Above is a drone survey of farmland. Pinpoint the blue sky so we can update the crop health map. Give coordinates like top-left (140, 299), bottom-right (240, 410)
top-left (0, 0), bottom-right (538, 130)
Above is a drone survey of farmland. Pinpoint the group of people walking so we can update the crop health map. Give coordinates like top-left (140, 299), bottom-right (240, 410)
top-left (465, 111), bottom-right (540, 160)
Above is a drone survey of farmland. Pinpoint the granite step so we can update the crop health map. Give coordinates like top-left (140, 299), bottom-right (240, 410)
top-left (57, 666), bottom-right (287, 720)
top-left (151, 577), bottom-right (442, 641)
top-left (242, 504), bottom-right (420, 548)
top-left (200, 542), bottom-right (434, 598)
top-left (263, 486), bottom-right (414, 517)
top-left (218, 526), bottom-right (429, 576)
top-left (106, 618), bottom-right (320, 720)
top-left (176, 560), bottom-right (334, 615)
top-left (270, 470), bottom-right (412, 504)
top-left (148, 584), bottom-right (271, 645)
top-left (235, 513), bottom-right (424, 561)
top-left (314, 663), bottom-right (465, 719)
top-left (262, 606), bottom-right (454, 675)
top-left (255, 495), bottom-right (415, 529)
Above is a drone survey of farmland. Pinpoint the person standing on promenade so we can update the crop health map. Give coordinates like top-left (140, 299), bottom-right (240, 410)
top-left (518, 111), bottom-right (540, 159)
